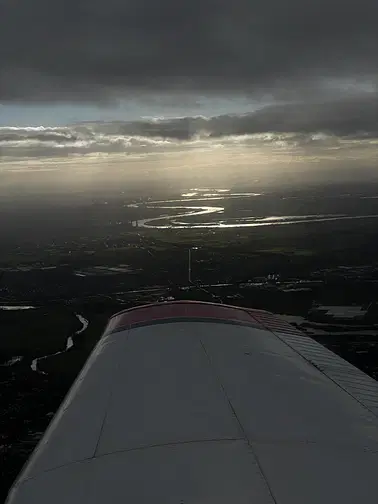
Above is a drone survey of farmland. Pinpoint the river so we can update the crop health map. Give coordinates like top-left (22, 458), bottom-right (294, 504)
top-left (130, 189), bottom-right (378, 229)
top-left (31, 313), bottom-right (89, 374)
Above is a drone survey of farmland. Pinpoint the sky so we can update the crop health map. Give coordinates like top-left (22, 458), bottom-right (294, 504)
top-left (1, 0), bottom-right (378, 192)
top-left (0, 96), bottom-right (268, 127)
top-left (1, 0), bottom-right (377, 117)
top-left (1, 0), bottom-right (378, 102)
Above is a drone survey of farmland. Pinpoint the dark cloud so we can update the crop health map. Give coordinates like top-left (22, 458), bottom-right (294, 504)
top-left (236, 95), bottom-right (378, 137)
top-left (1, 0), bottom-right (378, 102)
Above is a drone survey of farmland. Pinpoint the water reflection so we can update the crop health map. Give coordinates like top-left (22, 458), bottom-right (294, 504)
top-left (130, 189), bottom-right (378, 229)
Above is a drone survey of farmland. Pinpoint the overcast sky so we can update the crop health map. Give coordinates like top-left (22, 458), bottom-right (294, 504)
top-left (1, 0), bottom-right (378, 124)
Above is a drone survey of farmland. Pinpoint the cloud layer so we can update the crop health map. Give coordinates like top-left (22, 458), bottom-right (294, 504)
top-left (1, 0), bottom-right (378, 102)
top-left (1, 97), bottom-right (378, 158)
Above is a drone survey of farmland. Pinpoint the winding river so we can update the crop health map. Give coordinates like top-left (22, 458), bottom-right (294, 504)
top-left (130, 189), bottom-right (378, 229)
top-left (31, 313), bottom-right (89, 375)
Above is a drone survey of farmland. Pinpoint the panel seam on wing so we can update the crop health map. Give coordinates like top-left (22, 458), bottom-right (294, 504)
top-left (14, 438), bottom-right (246, 485)
top-left (272, 330), bottom-right (378, 421)
top-left (199, 338), bottom-right (279, 504)
top-left (93, 330), bottom-right (129, 457)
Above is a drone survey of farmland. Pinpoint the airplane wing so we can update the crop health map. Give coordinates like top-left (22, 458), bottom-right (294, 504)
top-left (6, 301), bottom-right (378, 503)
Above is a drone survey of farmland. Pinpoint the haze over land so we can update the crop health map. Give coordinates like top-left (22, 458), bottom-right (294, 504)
top-left (2, 97), bottom-right (378, 196)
